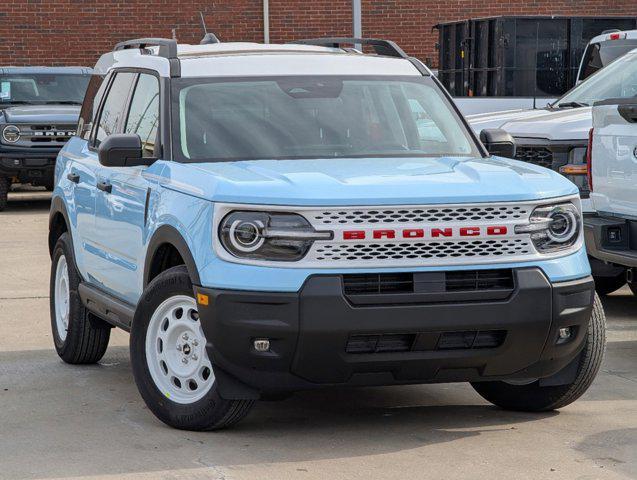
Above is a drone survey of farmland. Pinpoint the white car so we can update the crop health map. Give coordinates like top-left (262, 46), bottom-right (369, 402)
top-left (468, 47), bottom-right (637, 215)
top-left (585, 98), bottom-right (637, 295)
top-left (577, 29), bottom-right (637, 84)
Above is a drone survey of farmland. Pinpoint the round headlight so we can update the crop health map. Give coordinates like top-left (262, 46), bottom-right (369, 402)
top-left (228, 219), bottom-right (265, 252)
top-left (2, 125), bottom-right (20, 143)
top-left (547, 207), bottom-right (578, 243)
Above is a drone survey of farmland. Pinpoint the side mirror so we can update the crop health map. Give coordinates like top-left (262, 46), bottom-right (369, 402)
top-left (98, 134), bottom-right (146, 167)
top-left (480, 128), bottom-right (516, 159)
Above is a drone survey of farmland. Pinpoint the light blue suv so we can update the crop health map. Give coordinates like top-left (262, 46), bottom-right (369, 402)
top-left (48, 37), bottom-right (605, 431)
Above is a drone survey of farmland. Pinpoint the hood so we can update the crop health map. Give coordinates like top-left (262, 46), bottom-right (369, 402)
top-left (153, 156), bottom-right (579, 206)
top-left (0, 105), bottom-right (81, 124)
top-left (467, 107), bottom-right (592, 142)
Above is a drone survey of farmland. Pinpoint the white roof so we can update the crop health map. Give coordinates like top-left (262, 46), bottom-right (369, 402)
top-left (588, 29), bottom-right (637, 45)
top-left (93, 41), bottom-right (425, 78)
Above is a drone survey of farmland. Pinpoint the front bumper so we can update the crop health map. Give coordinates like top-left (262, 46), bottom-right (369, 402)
top-left (0, 146), bottom-right (60, 184)
top-left (585, 213), bottom-right (637, 268)
top-left (195, 268), bottom-right (594, 399)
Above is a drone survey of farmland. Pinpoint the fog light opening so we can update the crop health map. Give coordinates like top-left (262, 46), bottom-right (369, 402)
top-left (253, 338), bottom-right (271, 352)
top-left (556, 326), bottom-right (574, 345)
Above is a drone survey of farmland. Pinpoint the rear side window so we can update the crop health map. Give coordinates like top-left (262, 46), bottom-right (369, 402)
top-left (78, 74), bottom-right (107, 141)
top-left (93, 72), bottom-right (136, 147)
top-left (125, 74), bottom-right (160, 157)
top-left (580, 40), bottom-right (637, 81)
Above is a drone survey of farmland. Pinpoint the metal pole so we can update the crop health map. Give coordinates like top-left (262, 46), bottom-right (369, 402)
top-left (263, 0), bottom-right (270, 43)
top-left (352, 0), bottom-right (362, 41)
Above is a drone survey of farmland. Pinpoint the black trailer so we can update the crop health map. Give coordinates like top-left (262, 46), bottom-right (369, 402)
top-left (436, 16), bottom-right (637, 97)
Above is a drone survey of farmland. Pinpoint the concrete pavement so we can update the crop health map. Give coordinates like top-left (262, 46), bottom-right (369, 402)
top-left (0, 191), bottom-right (635, 480)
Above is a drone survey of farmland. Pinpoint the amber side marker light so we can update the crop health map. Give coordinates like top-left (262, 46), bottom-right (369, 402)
top-left (559, 164), bottom-right (588, 175)
top-left (197, 293), bottom-right (209, 306)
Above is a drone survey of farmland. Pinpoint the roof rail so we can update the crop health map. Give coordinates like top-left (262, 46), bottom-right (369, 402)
top-left (114, 38), bottom-right (178, 59)
top-left (289, 37), bottom-right (408, 58)
top-left (113, 38), bottom-right (180, 77)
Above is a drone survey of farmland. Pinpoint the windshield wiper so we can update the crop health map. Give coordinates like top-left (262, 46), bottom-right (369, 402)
top-left (45, 101), bottom-right (82, 105)
top-left (556, 101), bottom-right (588, 109)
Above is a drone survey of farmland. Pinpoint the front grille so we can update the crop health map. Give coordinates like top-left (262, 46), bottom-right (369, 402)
top-left (515, 146), bottom-right (554, 169)
top-left (7, 124), bottom-right (76, 147)
top-left (309, 205), bottom-right (526, 225)
top-left (316, 238), bottom-right (532, 262)
top-left (346, 330), bottom-right (506, 354)
top-left (343, 269), bottom-right (514, 296)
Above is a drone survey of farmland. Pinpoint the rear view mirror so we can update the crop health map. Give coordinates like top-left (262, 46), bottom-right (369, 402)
top-left (480, 129), bottom-right (516, 159)
top-left (98, 134), bottom-right (147, 167)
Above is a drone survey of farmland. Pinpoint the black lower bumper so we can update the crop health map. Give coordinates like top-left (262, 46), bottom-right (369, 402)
top-left (196, 268), bottom-right (594, 399)
top-left (584, 214), bottom-right (637, 269)
top-left (0, 148), bottom-right (59, 185)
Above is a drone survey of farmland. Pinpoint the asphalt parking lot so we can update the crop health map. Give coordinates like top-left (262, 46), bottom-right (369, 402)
top-left (0, 191), bottom-right (635, 480)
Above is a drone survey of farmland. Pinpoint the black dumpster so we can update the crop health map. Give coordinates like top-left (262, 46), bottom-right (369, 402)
top-left (436, 16), bottom-right (637, 97)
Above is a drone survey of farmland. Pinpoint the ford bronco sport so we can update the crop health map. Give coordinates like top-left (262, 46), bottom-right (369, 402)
top-left (0, 67), bottom-right (91, 210)
top-left (48, 37), bottom-right (605, 431)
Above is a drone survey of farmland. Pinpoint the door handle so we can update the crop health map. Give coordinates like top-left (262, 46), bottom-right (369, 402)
top-left (97, 181), bottom-right (112, 194)
top-left (67, 172), bottom-right (80, 183)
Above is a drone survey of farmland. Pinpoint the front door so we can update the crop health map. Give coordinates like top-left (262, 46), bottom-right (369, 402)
top-left (93, 72), bottom-right (161, 303)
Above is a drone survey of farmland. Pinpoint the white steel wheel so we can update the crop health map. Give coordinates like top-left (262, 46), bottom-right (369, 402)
top-left (54, 255), bottom-right (70, 342)
top-left (145, 295), bottom-right (215, 404)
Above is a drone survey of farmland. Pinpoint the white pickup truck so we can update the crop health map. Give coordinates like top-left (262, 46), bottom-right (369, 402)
top-left (584, 99), bottom-right (637, 295)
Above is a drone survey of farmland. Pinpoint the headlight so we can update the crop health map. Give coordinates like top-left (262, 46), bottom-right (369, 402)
top-left (515, 202), bottom-right (581, 253)
top-left (2, 125), bottom-right (20, 143)
top-left (219, 211), bottom-right (332, 261)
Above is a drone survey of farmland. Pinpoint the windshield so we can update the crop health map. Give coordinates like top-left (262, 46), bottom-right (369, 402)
top-left (172, 76), bottom-right (480, 162)
top-left (578, 40), bottom-right (637, 81)
top-left (0, 74), bottom-right (90, 105)
top-left (557, 51), bottom-right (637, 107)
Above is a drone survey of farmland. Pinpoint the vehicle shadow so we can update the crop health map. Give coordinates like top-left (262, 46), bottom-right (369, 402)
top-left (0, 345), bottom-right (559, 479)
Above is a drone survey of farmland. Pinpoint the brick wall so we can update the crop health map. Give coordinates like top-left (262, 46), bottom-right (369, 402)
top-left (1, 0), bottom-right (637, 68)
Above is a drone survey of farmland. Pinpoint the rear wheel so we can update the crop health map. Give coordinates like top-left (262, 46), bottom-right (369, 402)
top-left (130, 266), bottom-right (254, 430)
top-left (471, 294), bottom-right (606, 411)
top-left (50, 233), bottom-right (111, 363)
top-left (594, 273), bottom-right (626, 296)
top-left (0, 176), bottom-right (9, 211)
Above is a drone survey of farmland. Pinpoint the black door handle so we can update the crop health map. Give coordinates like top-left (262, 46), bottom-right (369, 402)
top-left (97, 181), bottom-right (112, 194)
top-left (67, 172), bottom-right (80, 183)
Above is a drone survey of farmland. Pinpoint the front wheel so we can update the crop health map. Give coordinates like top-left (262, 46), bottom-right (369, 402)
top-left (471, 293), bottom-right (606, 411)
top-left (130, 266), bottom-right (254, 430)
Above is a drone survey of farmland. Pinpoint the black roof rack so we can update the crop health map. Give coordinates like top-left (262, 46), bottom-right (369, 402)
top-left (114, 38), bottom-right (178, 59)
top-left (289, 37), bottom-right (408, 58)
top-left (113, 38), bottom-right (180, 77)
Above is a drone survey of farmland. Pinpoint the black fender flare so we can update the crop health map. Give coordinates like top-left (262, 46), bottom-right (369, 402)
top-left (48, 196), bottom-right (72, 257)
top-left (144, 225), bottom-right (201, 287)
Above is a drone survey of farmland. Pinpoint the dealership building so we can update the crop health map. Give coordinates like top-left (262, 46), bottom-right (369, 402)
top-left (2, 0), bottom-right (637, 68)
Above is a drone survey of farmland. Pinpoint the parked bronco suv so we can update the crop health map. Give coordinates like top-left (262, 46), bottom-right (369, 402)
top-left (48, 37), bottom-right (605, 431)
top-left (0, 67), bottom-right (91, 210)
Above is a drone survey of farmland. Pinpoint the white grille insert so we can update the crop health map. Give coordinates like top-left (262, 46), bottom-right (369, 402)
top-left (309, 205), bottom-right (529, 225)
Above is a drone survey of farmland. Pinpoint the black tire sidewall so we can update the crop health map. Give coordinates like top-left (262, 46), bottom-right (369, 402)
top-left (50, 232), bottom-right (86, 355)
top-left (130, 266), bottom-right (234, 430)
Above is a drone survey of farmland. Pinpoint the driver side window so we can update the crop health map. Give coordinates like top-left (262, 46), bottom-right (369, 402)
top-left (93, 72), bottom-right (136, 148)
top-left (125, 74), bottom-right (160, 157)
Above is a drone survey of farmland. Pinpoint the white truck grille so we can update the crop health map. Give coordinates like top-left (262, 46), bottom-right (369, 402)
top-left (309, 205), bottom-right (528, 225)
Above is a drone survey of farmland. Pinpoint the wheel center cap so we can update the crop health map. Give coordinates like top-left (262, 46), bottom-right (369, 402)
top-left (182, 343), bottom-right (191, 355)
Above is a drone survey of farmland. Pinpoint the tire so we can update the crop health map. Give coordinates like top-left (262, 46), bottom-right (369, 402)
top-left (594, 273), bottom-right (626, 296)
top-left (628, 283), bottom-right (637, 296)
top-left (471, 293), bottom-right (606, 412)
top-left (130, 265), bottom-right (254, 431)
top-left (50, 232), bottom-right (111, 364)
top-left (0, 176), bottom-right (9, 212)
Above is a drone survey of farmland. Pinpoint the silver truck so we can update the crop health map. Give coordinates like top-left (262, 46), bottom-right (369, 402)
top-left (585, 98), bottom-right (637, 295)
